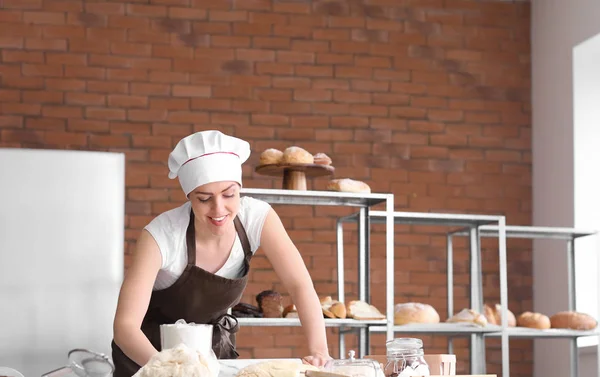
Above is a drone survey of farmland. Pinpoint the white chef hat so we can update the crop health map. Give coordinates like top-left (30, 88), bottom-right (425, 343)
top-left (168, 130), bottom-right (251, 196)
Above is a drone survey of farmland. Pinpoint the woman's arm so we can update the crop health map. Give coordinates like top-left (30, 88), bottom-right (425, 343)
top-left (113, 230), bottom-right (163, 366)
top-left (259, 209), bottom-right (331, 364)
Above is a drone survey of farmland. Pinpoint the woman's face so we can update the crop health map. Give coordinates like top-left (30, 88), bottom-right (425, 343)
top-left (188, 181), bottom-right (241, 236)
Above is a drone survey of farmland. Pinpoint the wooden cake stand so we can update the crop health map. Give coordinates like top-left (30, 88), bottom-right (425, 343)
top-left (255, 163), bottom-right (334, 190)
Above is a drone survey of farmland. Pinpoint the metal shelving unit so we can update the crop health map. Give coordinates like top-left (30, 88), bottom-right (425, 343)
top-left (238, 186), bottom-right (599, 377)
top-left (338, 210), bottom-right (509, 377)
top-left (449, 225), bottom-right (600, 377)
top-left (239, 188), bottom-right (395, 358)
top-left (237, 318), bottom-right (387, 327)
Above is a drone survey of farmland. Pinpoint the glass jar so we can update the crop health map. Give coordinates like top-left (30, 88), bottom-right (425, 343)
top-left (384, 338), bottom-right (430, 377)
top-left (324, 350), bottom-right (383, 377)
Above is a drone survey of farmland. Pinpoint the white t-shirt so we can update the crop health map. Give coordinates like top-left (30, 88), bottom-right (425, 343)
top-left (145, 196), bottom-right (272, 290)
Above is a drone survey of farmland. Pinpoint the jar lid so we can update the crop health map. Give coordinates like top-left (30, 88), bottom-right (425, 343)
top-left (385, 338), bottom-right (424, 355)
top-left (324, 350), bottom-right (380, 371)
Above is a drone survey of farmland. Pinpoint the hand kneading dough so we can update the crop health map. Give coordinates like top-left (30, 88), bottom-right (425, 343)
top-left (260, 148), bottom-right (283, 165)
top-left (394, 302), bottom-right (440, 325)
top-left (236, 360), bottom-right (319, 377)
top-left (327, 179), bottom-right (371, 193)
top-left (133, 344), bottom-right (216, 377)
top-left (282, 146), bottom-right (314, 164)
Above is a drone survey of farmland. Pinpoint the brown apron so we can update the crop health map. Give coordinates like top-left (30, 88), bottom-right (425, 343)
top-left (111, 210), bottom-right (253, 377)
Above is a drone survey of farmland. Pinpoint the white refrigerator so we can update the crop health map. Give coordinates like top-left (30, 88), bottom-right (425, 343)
top-left (0, 148), bottom-right (125, 376)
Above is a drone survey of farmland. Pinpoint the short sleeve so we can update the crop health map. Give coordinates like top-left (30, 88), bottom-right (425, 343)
top-left (238, 196), bottom-right (271, 252)
top-left (143, 202), bottom-right (190, 270)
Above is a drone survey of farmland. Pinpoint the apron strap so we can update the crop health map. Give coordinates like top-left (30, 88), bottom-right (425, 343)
top-left (233, 216), bottom-right (252, 259)
top-left (186, 209), bottom-right (196, 265)
top-left (187, 210), bottom-right (252, 264)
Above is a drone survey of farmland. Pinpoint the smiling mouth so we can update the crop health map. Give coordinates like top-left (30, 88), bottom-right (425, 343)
top-left (210, 215), bottom-right (227, 221)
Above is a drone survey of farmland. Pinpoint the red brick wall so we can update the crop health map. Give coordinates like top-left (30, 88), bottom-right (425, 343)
top-left (0, 0), bottom-right (531, 375)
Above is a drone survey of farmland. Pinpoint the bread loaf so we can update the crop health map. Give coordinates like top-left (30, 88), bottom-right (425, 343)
top-left (447, 308), bottom-right (487, 327)
top-left (320, 296), bottom-right (347, 319)
top-left (282, 146), bottom-right (313, 164)
top-left (516, 311), bottom-right (551, 329)
top-left (259, 148), bottom-right (283, 165)
top-left (256, 290), bottom-right (283, 318)
top-left (550, 311), bottom-right (597, 330)
top-left (346, 300), bottom-right (385, 320)
top-left (484, 303), bottom-right (517, 327)
top-left (327, 178), bottom-right (371, 193)
top-left (283, 304), bottom-right (298, 318)
top-left (313, 152), bottom-right (332, 165)
top-left (394, 302), bottom-right (440, 325)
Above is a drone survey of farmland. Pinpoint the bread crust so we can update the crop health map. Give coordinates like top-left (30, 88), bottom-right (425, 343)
top-left (346, 300), bottom-right (385, 320)
top-left (483, 303), bottom-right (517, 327)
top-left (516, 311), bottom-right (551, 329)
top-left (320, 296), bottom-right (347, 319)
top-left (447, 308), bottom-right (487, 327)
top-left (282, 146), bottom-right (313, 164)
top-left (313, 152), bottom-right (332, 165)
top-left (283, 304), bottom-right (298, 318)
top-left (259, 148), bottom-right (283, 165)
top-left (256, 290), bottom-right (283, 318)
top-left (327, 178), bottom-right (371, 193)
top-left (550, 311), bottom-right (597, 330)
top-left (394, 302), bottom-right (440, 325)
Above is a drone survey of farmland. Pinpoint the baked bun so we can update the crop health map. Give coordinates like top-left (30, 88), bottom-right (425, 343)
top-left (313, 153), bottom-right (332, 165)
top-left (283, 304), bottom-right (298, 318)
top-left (550, 311), bottom-right (597, 330)
top-left (447, 308), bottom-right (487, 327)
top-left (346, 300), bottom-right (385, 320)
top-left (282, 146), bottom-right (313, 164)
top-left (256, 290), bottom-right (283, 318)
top-left (327, 178), bottom-right (371, 193)
top-left (517, 311), bottom-right (550, 329)
top-left (320, 296), bottom-right (347, 319)
top-left (259, 148), bottom-right (283, 165)
top-left (484, 303), bottom-right (517, 327)
top-left (394, 302), bottom-right (440, 325)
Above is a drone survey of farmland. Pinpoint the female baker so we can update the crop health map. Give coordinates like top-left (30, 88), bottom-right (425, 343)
top-left (111, 130), bottom-right (331, 376)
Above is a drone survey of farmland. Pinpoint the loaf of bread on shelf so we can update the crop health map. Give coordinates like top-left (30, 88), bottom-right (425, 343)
top-left (232, 302), bottom-right (263, 318)
top-left (484, 303), bottom-right (517, 327)
top-left (259, 148), bottom-right (283, 165)
top-left (281, 146), bottom-right (314, 164)
top-left (516, 311), bottom-right (551, 329)
top-left (320, 296), bottom-right (347, 319)
top-left (446, 308), bottom-right (487, 327)
top-left (313, 152), bottom-right (332, 166)
top-left (394, 302), bottom-right (440, 325)
top-left (550, 311), bottom-right (598, 330)
top-left (327, 178), bottom-right (371, 193)
top-left (346, 300), bottom-right (385, 320)
top-left (283, 304), bottom-right (298, 318)
top-left (256, 290), bottom-right (283, 318)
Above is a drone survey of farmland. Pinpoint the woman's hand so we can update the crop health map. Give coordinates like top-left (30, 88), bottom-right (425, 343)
top-left (302, 352), bottom-right (333, 367)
